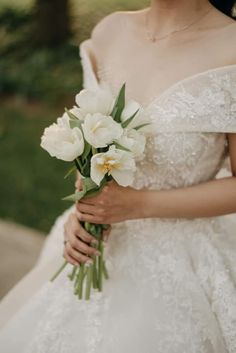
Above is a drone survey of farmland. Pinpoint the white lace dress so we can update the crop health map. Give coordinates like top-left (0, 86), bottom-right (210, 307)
top-left (0, 39), bottom-right (236, 353)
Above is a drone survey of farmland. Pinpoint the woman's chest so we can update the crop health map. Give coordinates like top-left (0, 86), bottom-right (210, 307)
top-left (97, 36), bottom-right (226, 105)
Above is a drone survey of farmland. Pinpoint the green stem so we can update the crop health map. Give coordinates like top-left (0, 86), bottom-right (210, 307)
top-left (85, 264), bottom-right (93, 300)
top-left (68, 265), bottom-right (77, 281)
top-left (98, 240), bottom-right (103, 291)
top-left (50, 261), bottom-right (68, 282)
top-left (83, 265), bottom-right (89, 281)
top-left (92, 147), bottom-right (97, 155)
top-left (74, 267), bottom-right (81, 294)
top-left (76, 158), bottom-right (83, 172)
top-left (78, 263), bottom-right (85, 299)
top-left (92, 255), bottom-right (98, 289)
top-left (102, 260), bottom-right (109, 280)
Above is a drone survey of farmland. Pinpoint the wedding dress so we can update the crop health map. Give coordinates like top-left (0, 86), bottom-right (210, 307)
top-left (0, 38), bottom-right (236, 353)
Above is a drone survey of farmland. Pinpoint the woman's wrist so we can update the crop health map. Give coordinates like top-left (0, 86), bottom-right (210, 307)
top-left (129, 188), bottom-right (154, 220)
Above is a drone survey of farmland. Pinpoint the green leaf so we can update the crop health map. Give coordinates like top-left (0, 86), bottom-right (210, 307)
top-left (134, 123), bottom-right (151, 131)
top-left (69, 119), bottom-right (82, 129)
top-left (83, 177), bottom-right (107, 198)
top-left (111, 106), bottom-right (118, 119)
top-left (62, 189), bottom-right (86, 202)
top-left (64, 165), bottom-right (77, 179)
top-left (121, 108), bottom-right (139, 128)
top-left (82, 141), bottom-right (91, 160)
top-left (84, 188), bottom-right (101, 198)
top-left (82, 177), bottom-right (98, 191)
top-left (111, 83), bottom-right (126, 123)
top-left (64, 107), bottom-right (77, 121)
top-left (113, 142), bottom-right (131, 152)
top-left (65, 108), bottom-right (83, 129)
top-left (62, 177), bottom-right (105, 202)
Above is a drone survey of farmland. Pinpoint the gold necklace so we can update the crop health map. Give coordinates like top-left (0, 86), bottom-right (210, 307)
top-left (145, 7), bottom-right (213, 43)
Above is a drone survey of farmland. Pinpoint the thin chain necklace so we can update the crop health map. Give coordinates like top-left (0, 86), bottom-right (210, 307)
top-left (145, 7), bottom-right (213, 43)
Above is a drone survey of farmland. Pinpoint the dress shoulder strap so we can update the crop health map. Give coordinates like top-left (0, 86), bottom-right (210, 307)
top-left (79, 39), bottom-right (100, 90)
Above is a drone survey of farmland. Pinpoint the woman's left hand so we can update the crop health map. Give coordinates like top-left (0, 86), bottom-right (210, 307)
top-left (75, 180), bottom-right (140, 224)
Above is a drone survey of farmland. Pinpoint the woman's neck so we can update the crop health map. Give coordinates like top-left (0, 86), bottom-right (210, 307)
top-left (148, 0), bottom-right (213, 33)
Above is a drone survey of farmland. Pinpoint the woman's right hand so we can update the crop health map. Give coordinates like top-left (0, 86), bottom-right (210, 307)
top-left (63, 212), bottom-right (101, 266)
top-left (63, 210), bottom-right (111, 267)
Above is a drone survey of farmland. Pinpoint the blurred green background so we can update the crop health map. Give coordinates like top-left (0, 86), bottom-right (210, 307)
top-left (0, 0), bottom-right (148, 233)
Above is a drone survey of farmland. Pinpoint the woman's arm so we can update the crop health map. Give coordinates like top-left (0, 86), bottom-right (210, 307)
top-left (76, 134), bottom-right (236, 223)
top-left (141, 175), bottom-right (236, 219)
top-left (142, 133), bottom-right (236, 219)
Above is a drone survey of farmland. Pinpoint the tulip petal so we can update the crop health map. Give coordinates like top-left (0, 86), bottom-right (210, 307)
top-left (91, 155), bottom-right (106, 186)
top-left (111, 169), bottom-right (134, 187)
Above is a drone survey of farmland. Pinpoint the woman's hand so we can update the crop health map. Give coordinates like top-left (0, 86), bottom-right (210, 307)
top-left (63, 212), bottom-right (111, 266)
top-left (76, 180), bottom-right (141, 224)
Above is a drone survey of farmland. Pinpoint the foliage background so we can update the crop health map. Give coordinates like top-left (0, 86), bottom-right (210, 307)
top-left (0, 0), bottom-right (148, 232)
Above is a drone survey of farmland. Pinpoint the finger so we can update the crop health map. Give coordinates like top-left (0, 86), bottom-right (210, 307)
top-left (77, 202), bottom-right (99, 216)
top-left (70, 237), bottom-right (100, 257)
top-left (66, 212), bottom-right (99, 245)
top-left (74, 226), bottom-right (98, 245)
top-left (76, 211), bottom-right (103, 224)
top-left (64, 212), bottom-right (77, 234)
top-left (77, 197), bottom-right (96, 206)
top-left (63, 248), bottom-right (80, 266)
top-left (66, 242), bottom-right (93, 264)
top-left (78, 189), bottom-right (104, 205)
top-left (63, 214), bottom-right (77, 244)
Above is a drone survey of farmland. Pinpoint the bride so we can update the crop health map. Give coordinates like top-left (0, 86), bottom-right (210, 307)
top-left (0, 0), bottom-right (236, 352)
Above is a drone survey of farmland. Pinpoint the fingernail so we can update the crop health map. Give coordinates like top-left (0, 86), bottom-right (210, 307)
top-left (91, 239), bottom-right (98, 245)
top-left (95, 250), bottom-right (101, 256)
top-left (86, 260), bottom-right (93, 266)
top-left (103, 235), bottom-right (108, 242)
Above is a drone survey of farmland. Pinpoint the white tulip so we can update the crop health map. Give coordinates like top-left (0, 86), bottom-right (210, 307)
top-left (58, 107), bottom-right (84, 123)
top-left (91, 146), bottom-right (136, 186)
top-left (75, 86), bottom-right (115, 119)
top-left (121, 100), bottom-right (152, 133)
top-left (82, 113), bottom-right (123, 148)
top-left (121, 100), bottom-right (141, 122)
top-left (41, 121), bottom-right (84, 162)
top-left (70, 106), bottom-right (85, 121)
top-left (115, 128), bottom-right (146, 159)
top-left (57, 112), bottom-right (70, 128)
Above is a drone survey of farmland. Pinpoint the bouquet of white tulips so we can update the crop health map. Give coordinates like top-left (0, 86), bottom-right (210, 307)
top-left (40, 83), bottom-right (150, 300)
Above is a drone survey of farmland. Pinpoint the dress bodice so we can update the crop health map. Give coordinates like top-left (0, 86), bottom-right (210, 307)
top-left (134, 132), bottom-right (226, 190)
top-left (79, 39), bottom-right (236, 190)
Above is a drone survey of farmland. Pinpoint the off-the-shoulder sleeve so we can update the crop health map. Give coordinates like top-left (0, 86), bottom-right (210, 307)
top-left (147, 65), bottom-right (236, 133)
top-left (79, 39), bottom-right (100, 90)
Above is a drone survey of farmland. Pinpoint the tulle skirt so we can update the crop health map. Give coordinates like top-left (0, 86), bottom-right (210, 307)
top-left (0, 204), bottom-right (236, 353)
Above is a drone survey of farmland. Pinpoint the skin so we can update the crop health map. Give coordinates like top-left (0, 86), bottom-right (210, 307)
top-left (64, 0), bottom-right (236, 266)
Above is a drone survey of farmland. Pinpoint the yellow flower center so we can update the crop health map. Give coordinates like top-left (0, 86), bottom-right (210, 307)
top-left (101, 158), bottom-right (119, 175)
